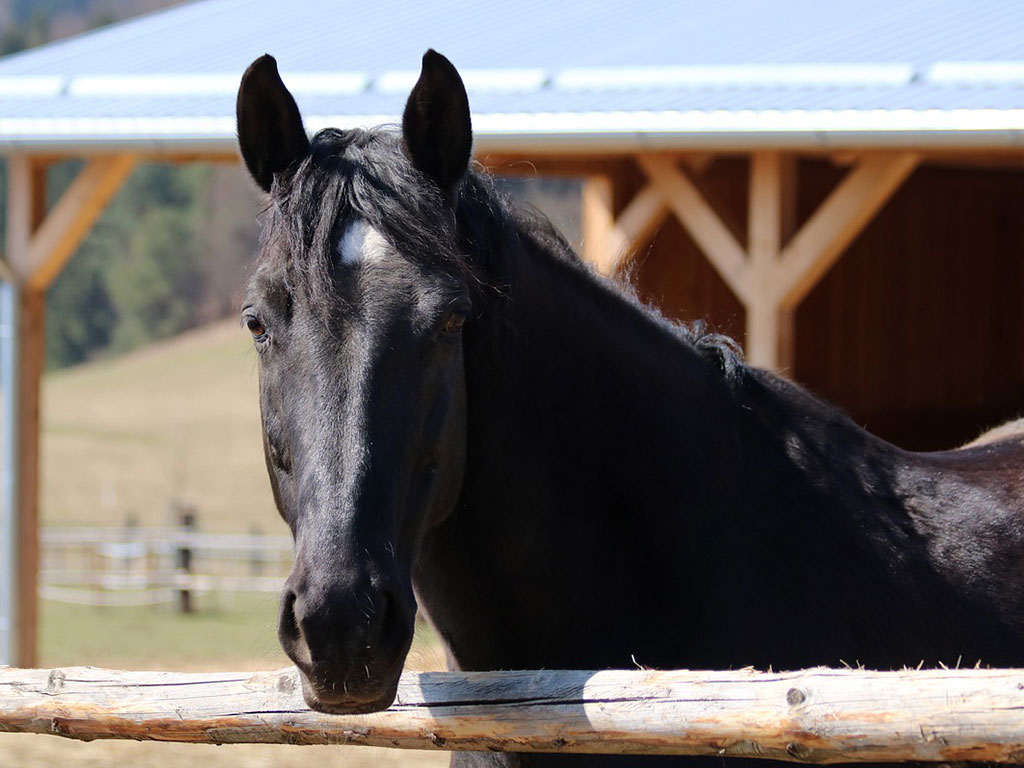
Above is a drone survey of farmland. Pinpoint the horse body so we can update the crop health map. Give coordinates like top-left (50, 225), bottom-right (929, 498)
top-left (417, 187), bottom-right (1024, 679)
top-left (235, 50), bottom-right (1024, 766)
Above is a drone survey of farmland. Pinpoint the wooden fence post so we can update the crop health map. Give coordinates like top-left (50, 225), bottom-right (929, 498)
top-left (174, 507), bottom-right (197, 614)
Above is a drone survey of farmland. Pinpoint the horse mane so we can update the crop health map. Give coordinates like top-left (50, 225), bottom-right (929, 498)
top-left (454, 167), bottom-right (885, 462)
top-left (455, 167), bottom-right (751, 384)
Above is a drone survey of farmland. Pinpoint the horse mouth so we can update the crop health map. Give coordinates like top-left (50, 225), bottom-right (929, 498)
top-left (298, 669), bottom-right (402, 714)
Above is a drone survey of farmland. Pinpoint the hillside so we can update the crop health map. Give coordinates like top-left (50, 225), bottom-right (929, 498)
top-left (42, 319), bottom-right (278, 534)
top-left (0, 0), bottom-right (180, 54)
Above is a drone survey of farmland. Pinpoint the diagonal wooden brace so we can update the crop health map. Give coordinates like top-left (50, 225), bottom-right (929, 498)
top-left (583, 176), bottom-right (668, 276)
top-left (12, 154), bottom-right (138, 290)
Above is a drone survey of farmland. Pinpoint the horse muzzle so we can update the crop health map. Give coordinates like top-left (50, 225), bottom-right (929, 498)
top-left (278, 570), bottom-right (414, 713)
top-left (295, 658), bottom-right (406, 714)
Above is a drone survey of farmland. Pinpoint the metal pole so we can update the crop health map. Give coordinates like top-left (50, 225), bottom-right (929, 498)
top-left (0, 278), bottom-right (20, 666)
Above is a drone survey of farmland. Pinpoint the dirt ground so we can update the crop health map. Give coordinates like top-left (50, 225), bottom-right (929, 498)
top-left (0, 735), bottom-right (450, 768)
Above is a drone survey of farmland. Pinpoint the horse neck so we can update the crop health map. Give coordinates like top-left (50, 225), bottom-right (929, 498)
top-left (738, 370), bottom-right (906, 501)
top-left (427, 198), bottom-right (941, 672)
top-left (457, 197), bottom-right (907, 527)
top-left (459, 209), bottom-right (752, 517)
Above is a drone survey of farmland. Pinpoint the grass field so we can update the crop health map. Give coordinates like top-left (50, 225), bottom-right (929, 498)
top-left (37, 595), bottom-right (446, 672)
top-left (39, 593), bottom-right (286, 670)
top-left (2, 322), bottom-right (449, 766)
top-left (42, 319), bottom-right (276, 533)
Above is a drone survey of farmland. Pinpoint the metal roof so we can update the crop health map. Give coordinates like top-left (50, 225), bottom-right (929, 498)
top-left (2, 0), bottom-right (1024, 153)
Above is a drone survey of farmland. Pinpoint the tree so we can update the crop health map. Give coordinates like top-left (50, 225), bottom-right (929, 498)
top-left (45, 164), bottom-right (211, 368)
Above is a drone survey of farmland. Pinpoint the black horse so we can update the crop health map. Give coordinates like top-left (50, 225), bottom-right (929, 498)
top-left (236, 51), bottom-right (1024, 766)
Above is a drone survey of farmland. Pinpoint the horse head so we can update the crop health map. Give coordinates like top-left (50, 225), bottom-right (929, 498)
top-left (236, 51), bottom-right (472, 713)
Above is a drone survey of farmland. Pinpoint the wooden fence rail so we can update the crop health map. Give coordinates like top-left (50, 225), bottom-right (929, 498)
top-left (2, 665), bottom-right (1024, 762)
top-left (38, 526), bottom-right (293, 608)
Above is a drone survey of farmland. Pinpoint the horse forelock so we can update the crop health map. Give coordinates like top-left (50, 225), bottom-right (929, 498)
top-left (256, 126), bottom-right (470, 304)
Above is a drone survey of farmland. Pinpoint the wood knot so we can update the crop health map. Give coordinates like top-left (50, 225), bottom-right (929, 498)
top-left (276, 674), bottom-right (295, 694)
top-left (786, 741), bottom-right (812, 761)
top-left (46, 670), bottom-right (65, 693)
top-left (786, 687), bottom-right (806, 706)
top-left (428, 732), bottom-right (447, 747)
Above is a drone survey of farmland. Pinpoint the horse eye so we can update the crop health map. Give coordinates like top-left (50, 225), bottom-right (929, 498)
top-left (443, 311), bottom-right (467, 334)
top-left (246, 316), bottom-right (268, 341)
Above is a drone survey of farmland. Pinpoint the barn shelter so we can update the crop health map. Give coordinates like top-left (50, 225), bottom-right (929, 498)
top-left (2, 0), bottom-right (1024, 667)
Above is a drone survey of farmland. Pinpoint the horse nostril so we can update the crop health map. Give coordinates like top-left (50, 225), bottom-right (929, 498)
top-left (278, 589), bottom-right (306, 657)
top-left (279, 590), bottom-right (298, 635)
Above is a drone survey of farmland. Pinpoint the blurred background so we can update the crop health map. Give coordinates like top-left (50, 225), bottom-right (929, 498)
top-left (1, 0), bottom-right (1024, 765)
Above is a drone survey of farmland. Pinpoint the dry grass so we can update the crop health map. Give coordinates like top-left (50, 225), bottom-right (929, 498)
top-left (42, 320), bottom-right (276, 533)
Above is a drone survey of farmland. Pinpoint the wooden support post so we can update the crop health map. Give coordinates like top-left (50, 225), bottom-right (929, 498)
top-left (745, 152), bottom-right (795, 371)
top-left (581, 175), bottom-right (614, 270)
top-left (746, 299), bottom-right (795, 373)
top-left (4, 155), bottom-right (47, 667)
top-left (15, 287), bottom-right (45, 657)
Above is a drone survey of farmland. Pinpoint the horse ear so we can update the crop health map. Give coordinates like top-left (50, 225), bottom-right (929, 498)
top-left (402, 49), bottom-right (473, 196)
top-left (237, 54), bottom-right (310, 193)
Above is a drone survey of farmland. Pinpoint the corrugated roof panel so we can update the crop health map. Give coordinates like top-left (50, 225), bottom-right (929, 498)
top-left (5, 0), bottom-right (1024, 74)
top-left (1, 0), bottom-right (1024, 152)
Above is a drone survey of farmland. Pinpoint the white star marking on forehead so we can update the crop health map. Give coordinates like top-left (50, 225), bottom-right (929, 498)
top-left (337, 220), bottom-right (391, 267)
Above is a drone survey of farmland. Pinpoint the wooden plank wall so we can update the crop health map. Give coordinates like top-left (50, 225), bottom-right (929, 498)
top-left (794, 161), bottom-right (1024, 450)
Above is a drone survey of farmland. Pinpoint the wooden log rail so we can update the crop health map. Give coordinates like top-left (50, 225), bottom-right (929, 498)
top-left (2, 666), bottom-right (1024, 763)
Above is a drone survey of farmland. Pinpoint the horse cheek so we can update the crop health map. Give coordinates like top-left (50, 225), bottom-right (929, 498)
top-left (423, 355), bottom-right (468, 532)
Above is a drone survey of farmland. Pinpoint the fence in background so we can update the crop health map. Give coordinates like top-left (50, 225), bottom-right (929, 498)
top-left (39, 524), bottom-right (293, 609)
